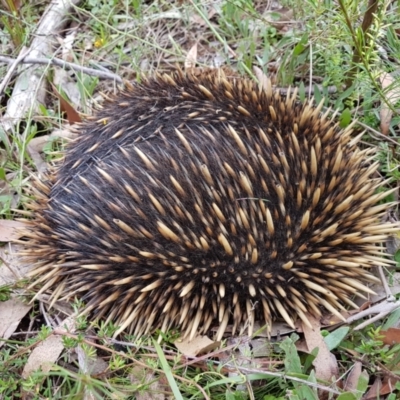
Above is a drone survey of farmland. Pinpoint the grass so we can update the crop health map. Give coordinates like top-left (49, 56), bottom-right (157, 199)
top-left (1, 0), bottom-right (400, 398)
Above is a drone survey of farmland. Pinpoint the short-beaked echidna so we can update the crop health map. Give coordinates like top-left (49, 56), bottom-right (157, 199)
top-left (22, 69), bottom-right (397, 340)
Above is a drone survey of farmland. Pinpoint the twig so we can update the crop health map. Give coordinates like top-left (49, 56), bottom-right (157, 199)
top-left (1, 0), bottom-right (83, 133)
top-left (0, 48), bottom-right (30, 96)
top-left (358, 120), bottom-right (400, 146)
top-left (348, 299), bottom-right (400, 330)
top-left (0, 55), bottom-right (123, 85)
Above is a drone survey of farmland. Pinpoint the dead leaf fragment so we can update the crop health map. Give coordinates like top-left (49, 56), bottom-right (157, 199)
top-left (175, 335), bottom-right (219, 357)
top-left (0, 296), bottom-right (32, 349)
top-left (51, 82), bottom-right (82, 124)
top-left (381, 327), bottom-right (400, 345)
top-left (379, 72), bottom-right (400, 135)
top-left (0, 220), bottom-right (28, 241)
top-left (22, 334), bottom-right (65, 378)
top-left (343, 361), bottom-right (362, 392)
top-left (301, 314), bottom-right (339, 381)
top-left (185, 43), bottom-right (198, 70)
top-left (22, 316), bottom-right (76, 378)
top-left (363, 376), bottom-right (399, 399)
top-left (363, 377), bottom-right (382, 400)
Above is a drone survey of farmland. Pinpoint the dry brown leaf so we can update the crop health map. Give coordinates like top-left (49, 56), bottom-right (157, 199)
top-left (51, 82), bottom-right (82, 124)
top-left (381, 327), bottom-right (400, 345)
top-left (22, 316), bottom-right (76, 378)
top-left (301, 314), bottom-right (339, 382)
top-left (22, 334), bottom-right (65, 378)
top-left (294, 338), bottom-right (309, 353)
top-left (0, 296), bottom-right (32, 349)
top-left (185, 43), bottom-right (198, 70)
top-left (363, 376), bottom-right (399, 399)
top-left (29, 128), bottom-right (75, 154)
top-left (379, 72), bottom-right (400, 135)
top-left (363, 377), bottom-right (382, 400)
top-left (379, 376), bottom-right (400, 396)
top-left (0, 220), bottom-right (27, 241)
top-left (175, 335), bottom-right (220, 357)
top-left (26, 128), bottom-right (76, 173)
top-left (343, 361), bottom-right (362, 392)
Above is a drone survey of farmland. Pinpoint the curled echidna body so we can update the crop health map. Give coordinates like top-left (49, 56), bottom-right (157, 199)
top-left (23, 69), bottom-right (396, 340)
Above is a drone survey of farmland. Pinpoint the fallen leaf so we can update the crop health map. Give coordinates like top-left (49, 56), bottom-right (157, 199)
top-left (0, 220), bottom-right (27, 241)
top-left (301, 314), bottom-right (339, 381)
top-left (379, 72), bottom-right (400, 135)
top-left (0, 296), bottom-right (32, 349)
top-left (363, 377), bottom-right (382, 400)
top-left (175, 335), bottom-right (219, 357)
top-left (22, 316), bottom-right (76, 378)
top-left (185, 43), bottom-right (198, 70)
top-left (51, 82), bottom-right (81, 124)
top-left (22, 335), bottom-right (65, 378)
top-left (381, 327), bottom-right (400, 345)
top-left (29, 128), bottom-right (75, 154)
top-left (379, 376), bottom-right (400, 395)
top-left (343, 361), bottom-right (362, 392)
top-left (363, 376), bottom-right (399, 399)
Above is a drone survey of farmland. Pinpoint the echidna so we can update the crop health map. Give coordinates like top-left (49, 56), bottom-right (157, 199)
top-left (22, 69), bottom-right (397, 340)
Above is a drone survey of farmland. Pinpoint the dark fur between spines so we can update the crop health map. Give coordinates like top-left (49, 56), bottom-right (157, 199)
top-left (22, 69), bottom-right (397, 340)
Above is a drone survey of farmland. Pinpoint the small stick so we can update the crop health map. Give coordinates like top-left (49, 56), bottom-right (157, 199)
top-left (0, 48), bottom-right (30, 96)
top-left (0, 55), bottom-right (123, 86)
